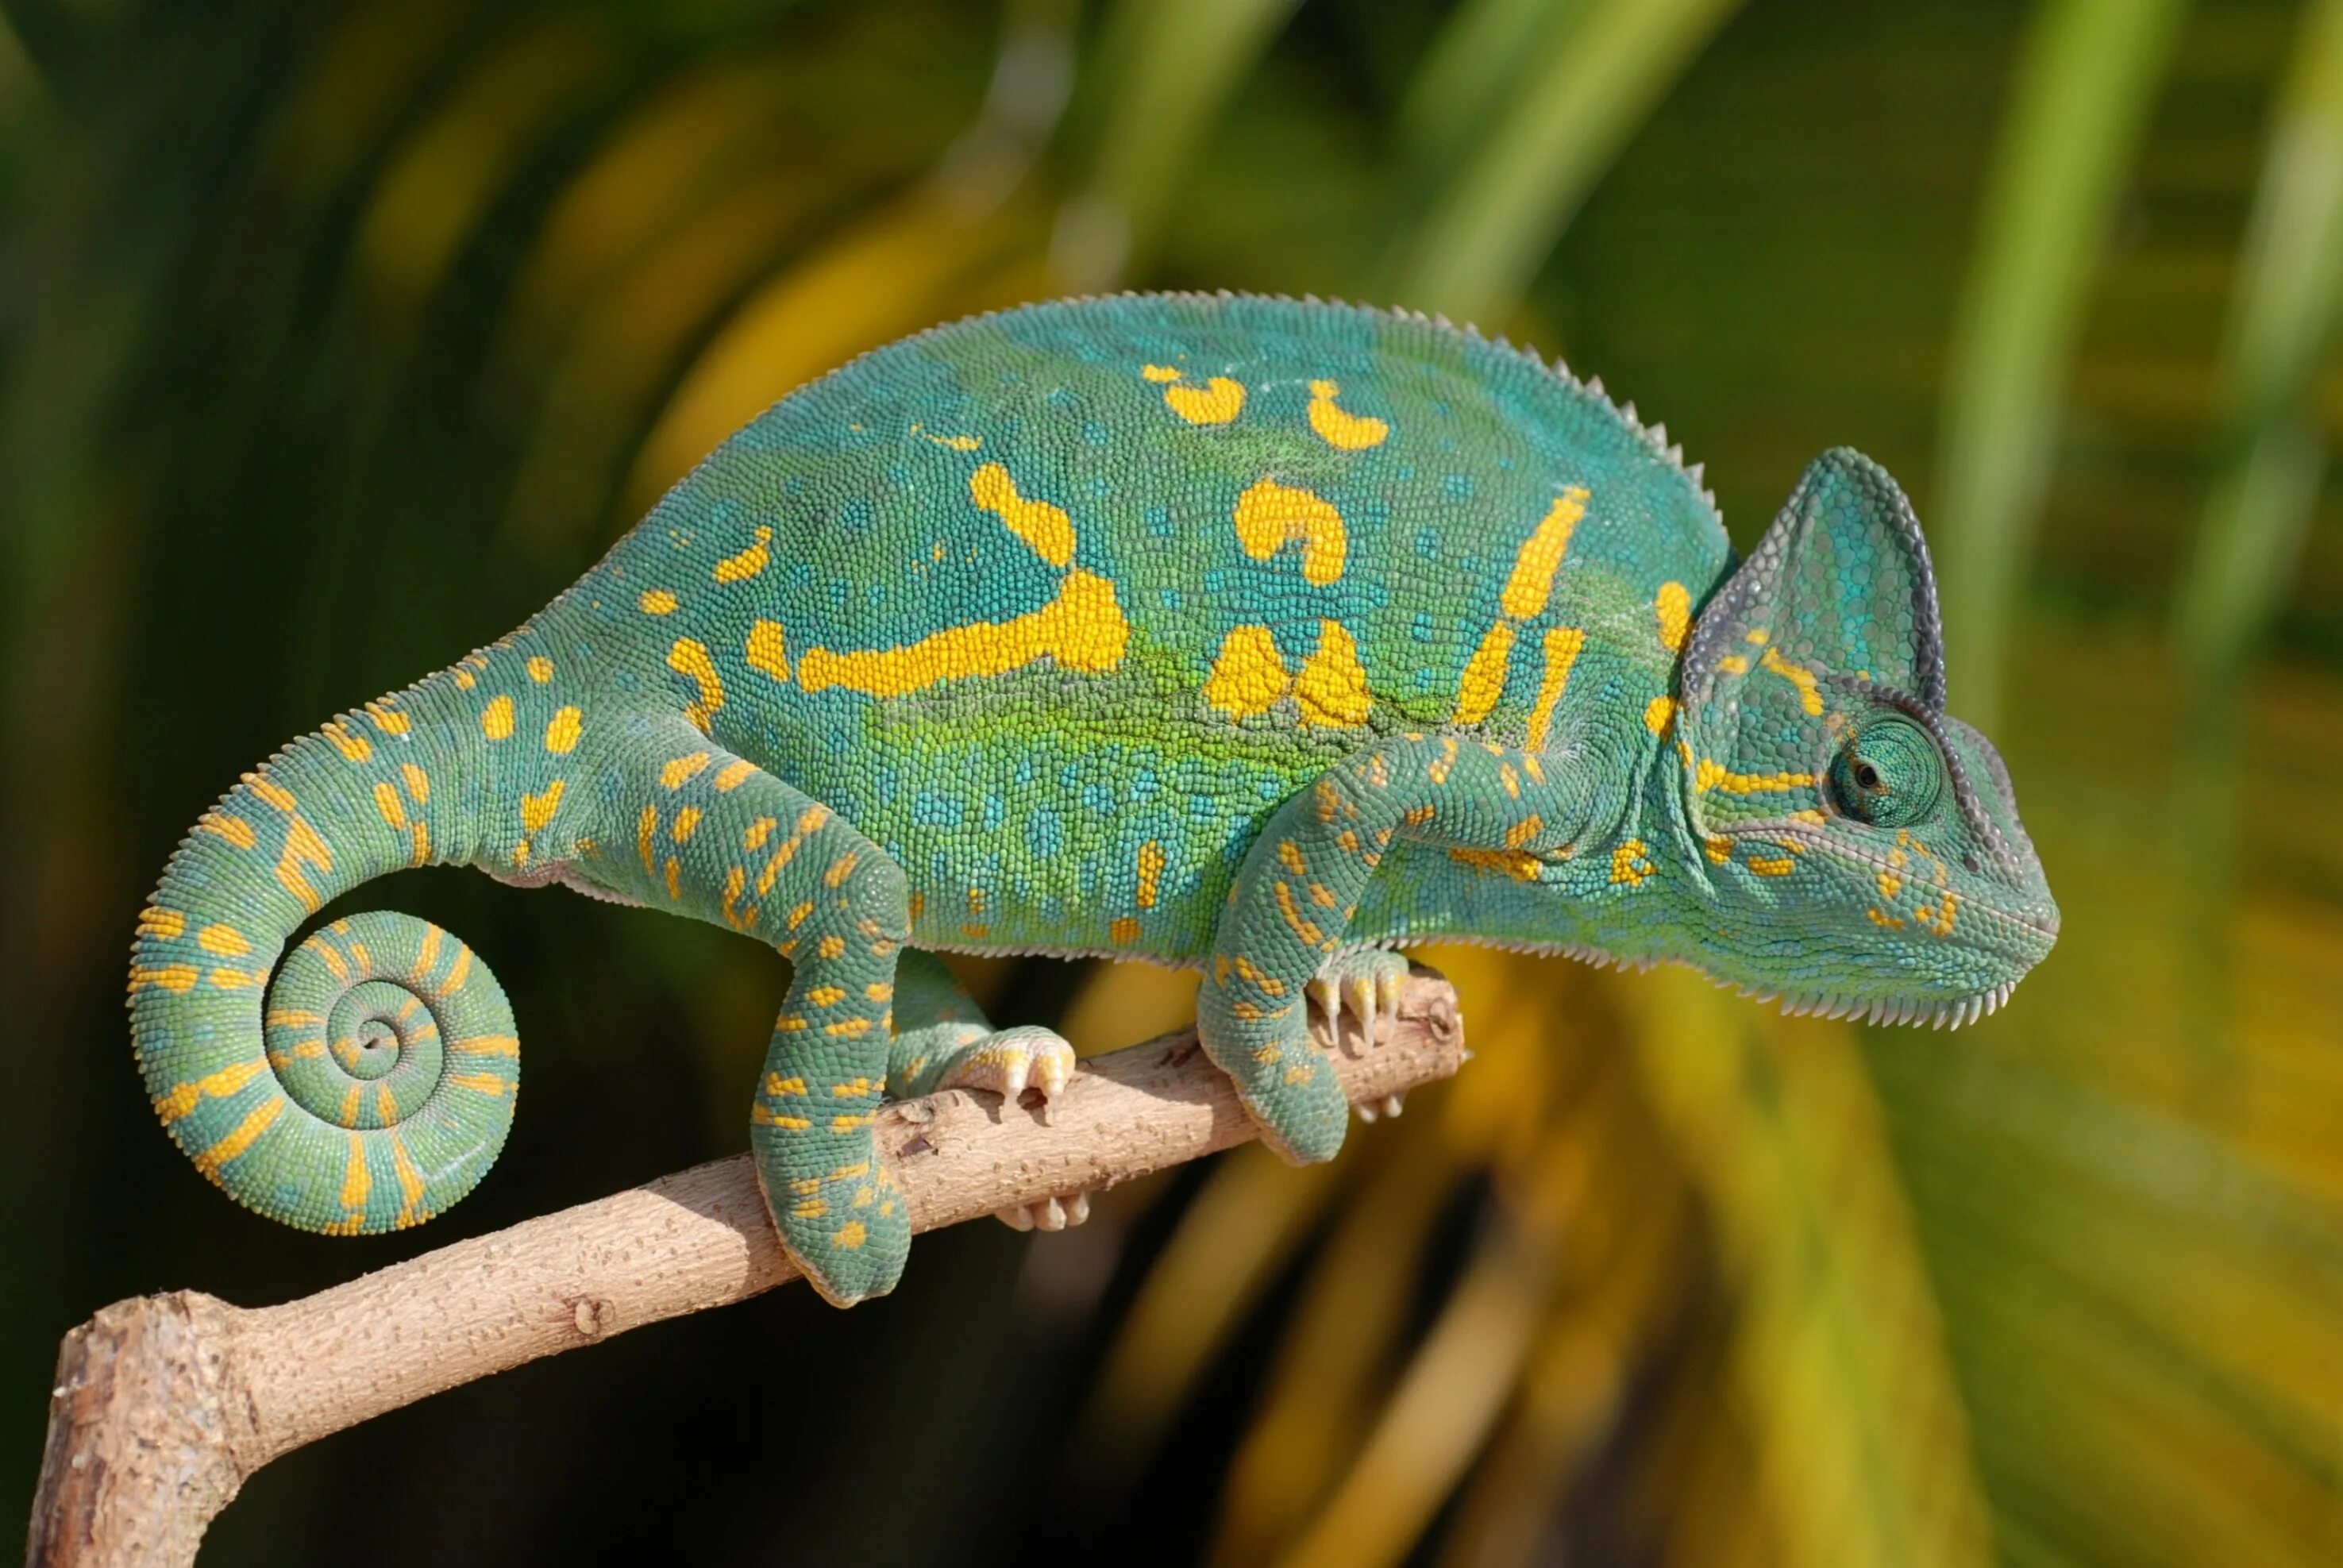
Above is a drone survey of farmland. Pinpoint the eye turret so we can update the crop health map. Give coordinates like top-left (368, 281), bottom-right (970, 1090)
top-left (1826, 712), bottom-right (1942, 828)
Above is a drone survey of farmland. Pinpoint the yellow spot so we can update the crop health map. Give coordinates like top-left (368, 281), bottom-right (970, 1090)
top-left (818, 935), bottom-right (845, 960)
top-left (276, 815), bottom-right (333, 912)
top-left (367, 703), bottom-right (410, 736)
top-left (1704, 834), bottom-right (1734, 863)
top-left (1234, 476), bottom-right (1346, 585)
top-left (637, 805), bottom-right (658, 873)
top-left (1277, 840), bottom-right (1308, 876)
top-left (1879, 869), bottom-right (1903, 902)
top-left (249, 778), bottom-right (296, 812)
top-left (196, 924), bottom-right (250, 957)
top-left (767, 1074), bottom-right (807, 1097)
top-left (1644, 695), bottom-right (1676, 734)
top-left (671, 805), bottom-right (703, 843)
top-left (743, 815), bottom-right (776, 852)
top-left (526, 656), bottom-right (554, 684)
top-left (1656, 581), bottom-right (1691, 652)
top-left (447, 1073), bottom-right (507, 1095)
top-left (1203, 624), bottom-right (1289, 718)
top-left (1718, 654), bottom-right (1750, 675)
top-left (191, 1096), bottom-right (284, 1177)
top-left (1867, 907), bottom-right (1907, 929)
top-left (544, 706), bottom-right (582, 755)
top-left (403, 764), bottom-right (430, 803)
top-left (131, 964), bottom-right (199, 993)
top-left (709, 759), bottom-right (754, 794)
top-left (796, 569), bottom-right (1127, 697)
top-left (480, 695), bottom-right (514, 741)
top-left (823, 853), bottom-right (858, 889)
top-left (715, 525), bottom-right (773, 584)
top-left (969, 463), bottom-right (1075, 568)
top-left (137, 907), bottom-right (186, 941)
top-left (830, 1111), bottom-right (873, 1130)
top-left (833, 1221), bottom-right (868, 1250)
top-left (806, 984), bottom-right (845, 1006)
top-left (1761, 646), bottom-right (1825, 716)
top-left (368, 780), bottom-right (407, 832)
top-left (661, 751), bottom-right (711, 789)
top-left (1500, 487), bottom-right (1589, 618)
top-left (1305, 379), bottom-right (1387, 449)
top-left (640, 589), bottom-right (678, 615)
top-left (451, 668), bottom-right (476, 690)
top-left (1747, 855), bottom-right (1797, 876)
top-left (665, 857), bottom-right (681, 900)
top-left (1452, 622), bottom-right (1515, 726)
top-left (322, 721), bottom-right (372, 762)
top-left (199, 811), bottom-right (257, 850)
top-left (746, 620), bottom-right (790, 682)
top-left (1136, 841), bottom-right (1166, 909)
top-left (792, 1198), bottom-right (828, 1218)
top-left (1523, 627), bottom-right (1585, 751)
top-left (918, 428), bottom-right (982, 451)
top-left (1505, 815), bottom-right (1543, 849)
top-left (668, 638), bottom-right (724, 729)
top-left (1110, 916), bottom-right (1142, 945)
top-left (1449, 846), bottom-right (1542, 880)
top-left (1274, 880), bottom-right (1324, 946)
top-left (522, 780), bottom-right (565, 834)
top-left (1610, 839), bottom-right (1652, 887)
top-left (752, 1107), bottom-right (811, 1129)
top-left (1692, 759), bottom-right (1815, 796)
top-left (1142, 365), bottom-right (1244, 422)
top-left (1293, 620), bottom-right (1371, 727)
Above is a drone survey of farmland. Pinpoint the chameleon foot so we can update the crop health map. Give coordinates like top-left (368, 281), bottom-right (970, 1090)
top-left (1308, 949), bottom-right (1408, 1055)
top-left (930, 1025), bottom-right (1089, 1233)
top-left (935, 1024), bottom-right (1078, 1123)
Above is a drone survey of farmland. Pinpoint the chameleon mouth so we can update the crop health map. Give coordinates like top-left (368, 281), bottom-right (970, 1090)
top-left (1717, 973), bottom-right (2025, 1030)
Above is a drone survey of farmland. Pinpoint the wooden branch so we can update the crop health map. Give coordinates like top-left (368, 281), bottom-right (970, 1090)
top-left (28, 969), bottom-right (1463, 1568)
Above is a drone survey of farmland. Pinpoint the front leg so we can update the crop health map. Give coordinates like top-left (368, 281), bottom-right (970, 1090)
top-left (1200, 735), bottom-right (1584, 1163)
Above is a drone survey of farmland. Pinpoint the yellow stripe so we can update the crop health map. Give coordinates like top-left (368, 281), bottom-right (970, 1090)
top-left (191, 1096), bottom-right (284, 1176)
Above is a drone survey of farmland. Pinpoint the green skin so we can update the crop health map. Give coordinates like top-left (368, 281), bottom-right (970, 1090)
top-left (129, 295), bottom-right (2058, 1305)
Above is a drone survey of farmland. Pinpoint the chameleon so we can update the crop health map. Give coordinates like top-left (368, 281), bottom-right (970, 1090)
top-left (129, 292), bottom-right (2059, 1307)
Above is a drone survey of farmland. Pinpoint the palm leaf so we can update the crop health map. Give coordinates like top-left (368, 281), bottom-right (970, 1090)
top-left (1933, 0), bottom-right (2188, 723)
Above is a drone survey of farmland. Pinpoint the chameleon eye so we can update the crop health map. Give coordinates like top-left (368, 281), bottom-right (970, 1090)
top-left (1826, 713), bottom-right (1942, 828)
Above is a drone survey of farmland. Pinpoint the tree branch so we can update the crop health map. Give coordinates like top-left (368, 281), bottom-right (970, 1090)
top-left (27, 969), bottom-right (1464, 1568)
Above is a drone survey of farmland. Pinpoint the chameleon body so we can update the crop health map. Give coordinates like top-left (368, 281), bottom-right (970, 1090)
top-left (129, 294), bottom-right (2058, 1304)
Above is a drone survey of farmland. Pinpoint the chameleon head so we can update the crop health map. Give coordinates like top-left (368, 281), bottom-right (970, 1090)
top-left (1667, 447), bottom-right (2058, 1026)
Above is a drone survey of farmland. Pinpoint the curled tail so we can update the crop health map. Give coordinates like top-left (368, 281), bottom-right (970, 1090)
top-left (130, 672), bottom-right (525, 1233)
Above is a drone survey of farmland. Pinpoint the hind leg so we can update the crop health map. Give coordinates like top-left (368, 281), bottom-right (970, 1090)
top-left (577, 722), bottom-right (911, 1305)
top-left (887, 950), bottom-right (1086, 1231)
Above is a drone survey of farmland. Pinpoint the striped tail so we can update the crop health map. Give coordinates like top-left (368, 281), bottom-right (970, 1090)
top-left (129, 674), bottom-right (520, 1234)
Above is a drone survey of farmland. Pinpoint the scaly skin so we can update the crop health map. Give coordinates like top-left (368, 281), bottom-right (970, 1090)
top-left (129, 294), bottom-right (2059, 1305)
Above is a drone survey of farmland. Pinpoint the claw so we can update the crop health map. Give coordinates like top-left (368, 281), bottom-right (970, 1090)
top-left (993, 1189), bottom-right (1093, 1232)
top-left (1341, 973), bottom-right (1378, 1047)
top-left (1307, 975), bottom-right (1339, 1029)
top-left (1381, 1092), bottom-right (1405, 1119)
top-left (1357, 1099), bottom-right (1378, 1123)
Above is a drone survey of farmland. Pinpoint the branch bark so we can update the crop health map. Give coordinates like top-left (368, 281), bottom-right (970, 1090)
top-left (28, 968), bottom-right (1463, 1568)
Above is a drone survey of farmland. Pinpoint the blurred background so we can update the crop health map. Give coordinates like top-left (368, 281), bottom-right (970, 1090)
top-left (3, 0), bottom-right (2340, 1562)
